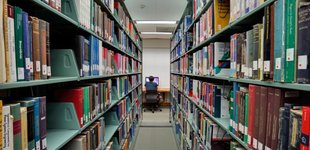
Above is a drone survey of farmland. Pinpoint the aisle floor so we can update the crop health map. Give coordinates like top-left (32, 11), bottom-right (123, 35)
top-left (133, 108), bottom-right (178, 150)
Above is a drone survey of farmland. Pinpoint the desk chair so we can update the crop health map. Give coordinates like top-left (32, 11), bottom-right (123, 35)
top-left (144, 90), bottom-right (162, 113)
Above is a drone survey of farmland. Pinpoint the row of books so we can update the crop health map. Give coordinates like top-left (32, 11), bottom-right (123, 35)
top-left (0, 5), bottom-right (51, 83)
top-left (62, 95), bottom-right (140, 150)
top-left (193, 0), bottom-right (209, 19)
top-left (171, 74), bottom-right (310, 150)
top-left (41, 0), bottom-right (61, 12)
top-left (0, 97), bottom-right (47, 150)
top-left (172, 94), bottom-right (231, 150)
top-left (229, 0), bottom-right (265, 23)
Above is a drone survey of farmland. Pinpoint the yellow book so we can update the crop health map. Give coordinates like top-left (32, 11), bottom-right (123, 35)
top-left (213, 0), bottom-right (230, 33)
top-left (3, 0), bottom-right (9, 82)
top-left (20, 107), bottom-right (28, 150)
top-left (0, 101), bottom-right (2, 148)
top-left (0, 0), bottom-right (7, 83)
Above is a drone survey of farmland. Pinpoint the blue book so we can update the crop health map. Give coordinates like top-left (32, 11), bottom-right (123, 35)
top-left (22, 12), bottom-right (31, 81)
top-left (274, 0), bottom-right (285, 82)
top-left (28, 21), bottom-right (33, 80)
top-left (233, 82), bottom-right (239, 134)
top-left (213, 85), bottom-right (221, 118)
top-left (39, 97), bottom-right (47, 150)
top-left (25, 97), bottom-right (40, 150)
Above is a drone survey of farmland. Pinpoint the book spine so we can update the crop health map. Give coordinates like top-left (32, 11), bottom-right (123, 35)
top-left (20, 107), bottom-right (27, 150)
top-left (264, 87), bottom-right (274, 150)
top-left (7, 5), bottom-right (17, 82)
top-left (11, 103), bottom-right (21, 150)
top-left (34, 99), bottom-right (40, 150)
top-left (253, 85), bottom-right (261, 149)
top-left (46, 22), bottom-right (51, 78)
top-left (301, 107), bottom-right (310, 149)
top-left (2, 105), bottom-right (10, 150)
top-left (29, 18), bottom-right (34, 80)
top-left (30, 17), bottom-right (41, 80)
top-left (263, 6), bottom-right (272, 80)
top-left (244, 93), bottom-right (249, 144)
top-left (274, 0), bottom-right (284, 82)
top-left (22, 12), bottom-right (31, 81)
top-left (247, 85), bottom-right (255, 148)
top-left (14, 7), bottom-right (25, 81)
top-left (0, 0), bottom-right (6, 83)
top-left (3, 0), bottom-right (9, 83)
top-left (297, 2), bottom-right (310, 83)
top-left (39, 97), bottom-right (47, 150)
top-left (258, 86), bottom-right (267, 150)
top-left (271, 89), bottom-right (282, 150)
top-left (289, 109), bottom-right (302, 149)
top-left (284, 0), bottom-right (296, 82)
top-left (39, 20), bottom-right (47, 80)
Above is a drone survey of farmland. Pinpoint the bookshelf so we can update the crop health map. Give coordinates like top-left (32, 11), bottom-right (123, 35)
top-left (0, 0), bottom-right (143, 149)
top-left (170, 0), bottom-right (310, 149)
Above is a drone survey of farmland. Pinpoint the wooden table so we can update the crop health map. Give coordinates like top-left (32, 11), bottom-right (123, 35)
top-left (143, 88), bottom-right (171, 106)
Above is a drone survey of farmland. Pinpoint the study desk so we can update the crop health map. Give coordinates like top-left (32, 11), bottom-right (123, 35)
top-left (143, 88), bottom-right (171, 106)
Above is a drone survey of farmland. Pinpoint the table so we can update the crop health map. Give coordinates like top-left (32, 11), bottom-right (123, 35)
top-left (143, 88), bottom-right (170, 106)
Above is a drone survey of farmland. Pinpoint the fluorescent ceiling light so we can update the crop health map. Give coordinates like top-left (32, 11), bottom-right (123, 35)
top-left (136, 21), bottom-right (176, 24)
top-left (141, 32), bottom-right (172, 35)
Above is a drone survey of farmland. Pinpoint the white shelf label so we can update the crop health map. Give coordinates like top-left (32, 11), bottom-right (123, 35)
top-left (298, 55), bottom-right (308, 70)
top-left (264, 61), bottom-right (270, 72)
top-left (276, 58), bottom-right (281, 69)
top-left (18, 68), bottom-right (25, 80)
top-left (286, 48), bottom-right (294, 61)
top-left (36, 61), bottom-right (41, 72)
top-left (253, 61), bottom-right (258, 70)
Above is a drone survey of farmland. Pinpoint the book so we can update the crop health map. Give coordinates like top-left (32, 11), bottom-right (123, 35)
top-left (9, 115), bottom-right (13, 150)
top-left (16, 100), bottom-right (35, 150)
top-left (39, 20), bottom-right (47, 80)
top-left (253, 85), bottom-right (260, 149)
top-left (297, 2), bottom-right (310, 83)
top-left (3, 0), bottom-right (9, 83)
top-left (289, 108), bottom-right (302, 150)
top-left (22, 12), bottom-right (31, 81)
top-left (14, 7), bottom-right (25, 81)
top-left (46, 22), bottom-right (51, 78)
top-left (30, 16), bottom-right (41, 80)
top-left (2, 105), bottom-right (11, 150)
top-left (62, 135), bottom-right (87, 150)
top-left (7, 103), bottom-right (21, 150)
top-left (264, 87), bottom-right (274, 150)
top-left (0, 0), bottom-right (6, 83)
top-left (213, 0), bottom-right (230, 33)
top-left (301, 106), bottom-right (310, 149)
top-left (20, 107), bottom-right (28, 150)
top-left (7, 5), bottom-right (17, 82)
top-left (39, 97), bottom-right (47, 150)
top-left (257, 86), bottom-right (267, 150)
top-left (214, 42), bottom-right (230, 77)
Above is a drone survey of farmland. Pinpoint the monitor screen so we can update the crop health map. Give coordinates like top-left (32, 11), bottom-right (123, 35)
top-left (145, 77), bottom-right (159, 85)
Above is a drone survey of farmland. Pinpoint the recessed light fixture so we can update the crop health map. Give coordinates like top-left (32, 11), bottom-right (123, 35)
top-left (141, 32), bottom-right (172, 35)
top-left (136, 21), bottom-right (177, 24)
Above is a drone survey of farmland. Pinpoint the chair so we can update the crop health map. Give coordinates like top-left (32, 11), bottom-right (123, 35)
top-left (144, 90), bottom-right (162, 113)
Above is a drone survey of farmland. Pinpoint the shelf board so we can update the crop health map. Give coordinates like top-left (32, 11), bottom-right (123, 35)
top-left (0, 77), bottom-right (78, 90)
top-left (104, 125), bottom-right (120, 146)
top-left (172, 73), bottom-right (310, 92)
top-left (79, 73), bottom-right (142, 81)
top-left (46, 129), bottom-right (80, 150)
top-left (129, 119), bottom-right (142, 150)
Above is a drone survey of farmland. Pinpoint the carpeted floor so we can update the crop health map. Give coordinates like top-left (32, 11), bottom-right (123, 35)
top-left (133, 108), bottom-right (178, 150)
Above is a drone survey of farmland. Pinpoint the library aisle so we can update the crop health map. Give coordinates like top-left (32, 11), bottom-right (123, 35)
top-left (133, 108), bottom-right (178, 150)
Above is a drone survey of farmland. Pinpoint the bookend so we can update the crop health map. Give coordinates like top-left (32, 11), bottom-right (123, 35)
top-left (105, 110), bottom-right (120, 126)
top-left (61, 0), bottom-right (78, 22)
top-left (46, 102), bottom-right (80, 130)
top-left (111, 86), bottom-right (119, 101)
top-left (51, 49), bottom-right (79, 77)
top-left (112, 137), bottom-right (121, 150)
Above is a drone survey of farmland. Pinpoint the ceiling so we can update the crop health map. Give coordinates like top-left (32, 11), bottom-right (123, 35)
top-left (124, 0), bottom-right (187, 39)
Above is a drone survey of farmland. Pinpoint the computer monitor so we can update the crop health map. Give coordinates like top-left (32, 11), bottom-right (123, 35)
top-left (145, 77), bottom-right (159, 85)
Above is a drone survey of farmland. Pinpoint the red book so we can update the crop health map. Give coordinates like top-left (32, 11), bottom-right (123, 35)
top-left (248, 85), bottom-right (256, 148)
top-left (264, 87), bottom-right (275, 150)
top-left (54, 88), bottom-right (84, 127)
top-left (258, 86), bottom-right (268, 150)
top-left (209, 84), bottom-right (213, 113)
top-left (301, 107), bottom-right (310, 150)
top-left (253, 86), bottom-right (261, 149)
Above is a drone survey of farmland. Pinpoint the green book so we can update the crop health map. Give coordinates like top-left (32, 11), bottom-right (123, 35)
top-left (285, 0), bottom-right (296, 82)
top-left (244, 93), bottom-right (249, 143)
top-left (9, 103), bottom-right (21, 150)
top-left (229, 90), bottom-right (234, 132)
top-left (14, 7), bottom-right (24, 81)
top-left (83, 86), bottom-right (90, 124)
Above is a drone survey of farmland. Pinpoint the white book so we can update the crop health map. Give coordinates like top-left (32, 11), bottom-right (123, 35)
top-left (20, 107), bottom-right (28, 150)
top-left (2, 106), bottom-right (11, 150)
top-left (99, 40), bottom-right (103, 76)
top-left (7, 8), bottom-right (17, 82)
top-left (0, 0), bottom-right (7, 83)
top-left (214, 42), bottom-right (230, 76)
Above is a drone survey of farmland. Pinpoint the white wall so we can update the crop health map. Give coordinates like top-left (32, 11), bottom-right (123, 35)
top-left (142, 39), bottom-right (170, 88)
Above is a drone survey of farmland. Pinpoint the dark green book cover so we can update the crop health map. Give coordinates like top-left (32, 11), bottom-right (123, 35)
top-left (14, 7), bottom-right (24, 81)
